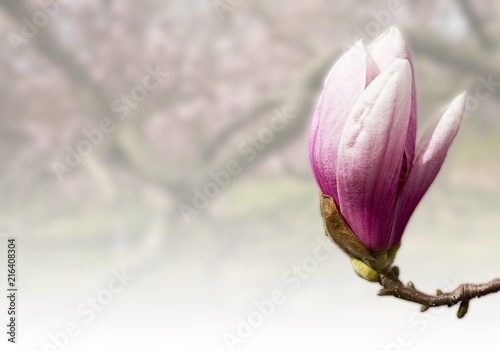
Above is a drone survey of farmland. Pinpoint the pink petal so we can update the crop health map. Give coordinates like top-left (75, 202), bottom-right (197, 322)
top-left (366, 27), bottom-right (417, 179)
top-left (309, 92), bottom-right (323, 177)
top-left (366, 27), bottom-right (412, 86)
top-left (389, 92), bottom-right (467, 248)
top-left (337, 59), bottom-right (412, 252)
top-left (310, 41), bottom-right (366, 203)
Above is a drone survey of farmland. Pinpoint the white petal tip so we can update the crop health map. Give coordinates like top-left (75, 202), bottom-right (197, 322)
top-left (453, 91), bottom-right (467, 107)
top-left (442, 93), bottom-right (467, 123)
top-left (440, 92), bottom-right (467, 112)
top-left (388, 26), bottom-right (403, 37)
top-left (393, 58), bottom-right (411, 73)
top-left (325, 40), bottom-right (366, 85)
top-left (351, 40), bottom-right (364, 53)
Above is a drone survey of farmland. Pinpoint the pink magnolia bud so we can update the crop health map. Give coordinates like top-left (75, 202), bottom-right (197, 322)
top-left (309, 27), bottom-right (466, 252)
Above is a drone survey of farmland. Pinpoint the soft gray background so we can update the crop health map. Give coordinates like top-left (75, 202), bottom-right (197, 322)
top-left (0, 0), bottom-right (499, 350)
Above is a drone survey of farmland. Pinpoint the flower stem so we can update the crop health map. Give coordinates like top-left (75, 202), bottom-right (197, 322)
top-left (378, 267), bottom-right (500, 318)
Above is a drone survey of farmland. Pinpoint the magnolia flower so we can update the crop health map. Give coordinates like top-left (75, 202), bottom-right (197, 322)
top-left (309, 27), bottom-right (466, 253)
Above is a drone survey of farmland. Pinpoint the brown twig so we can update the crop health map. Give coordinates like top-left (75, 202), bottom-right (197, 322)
top-left (378, 267), bottom-right (500, 318)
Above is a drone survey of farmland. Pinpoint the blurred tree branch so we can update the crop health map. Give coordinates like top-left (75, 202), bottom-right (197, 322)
top-left (202, 95), bottom-right (281, 160)
top-left (1, 1), bottom-right (111, 112)
top-left (192, 51), bottom-right (336, 203)
top-left (1, 0), bottom-right (185, 196)
top-left (405, 28), bottom-right (500, 78)
top-left (458, 0), bottom-right (495, 51)
top-left (5, 0), bottom-right (498, 212)
top-left (1, 0), bottom-right (335, 205)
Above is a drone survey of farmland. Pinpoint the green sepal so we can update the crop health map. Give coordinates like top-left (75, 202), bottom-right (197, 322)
top-left (351, 257), bottom-right (380, 283)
